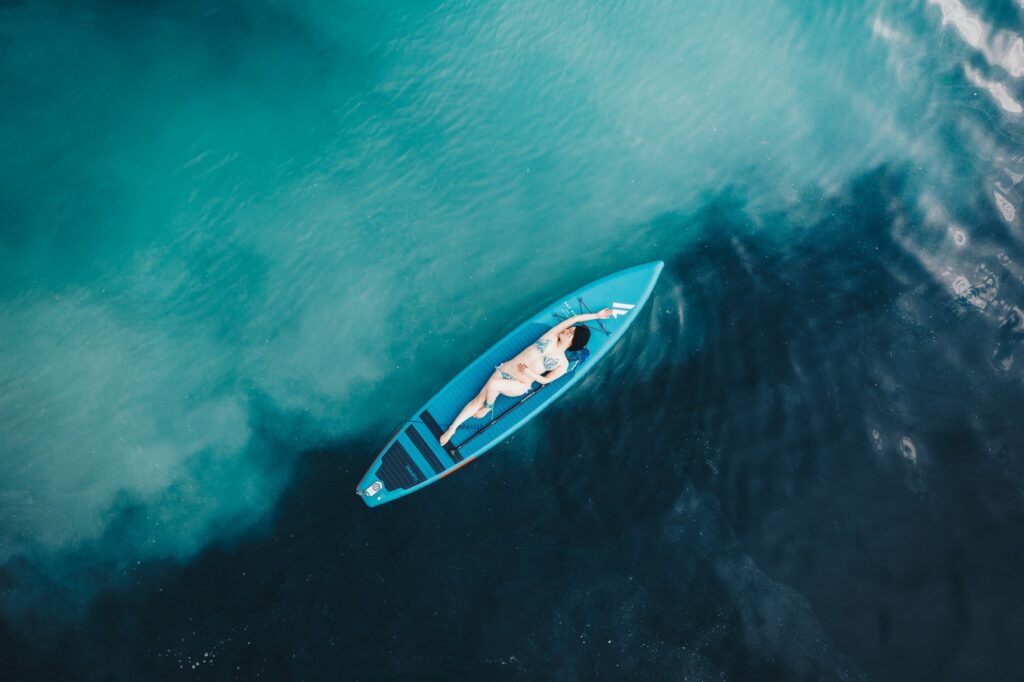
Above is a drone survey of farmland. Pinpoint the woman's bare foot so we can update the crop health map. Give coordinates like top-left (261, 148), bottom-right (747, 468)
top-left (439, 429), bottom-right (454, 446)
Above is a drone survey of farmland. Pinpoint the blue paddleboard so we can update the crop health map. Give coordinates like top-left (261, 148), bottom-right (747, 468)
top-left (356, 261), bottom-right (664, 507)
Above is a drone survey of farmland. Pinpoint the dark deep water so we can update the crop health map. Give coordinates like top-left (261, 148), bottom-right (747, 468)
top-left (4, 0), bottom-right (1024, 680)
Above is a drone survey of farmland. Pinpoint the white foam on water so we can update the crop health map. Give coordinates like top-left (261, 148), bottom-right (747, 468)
top-left (963, 64), bottom-right (1023, 115)
top-left (929, 0), bottom-right (1024, 77)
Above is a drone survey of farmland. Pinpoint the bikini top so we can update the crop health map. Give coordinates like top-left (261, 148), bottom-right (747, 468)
top-left (533, 338), bottom-right (561, 372)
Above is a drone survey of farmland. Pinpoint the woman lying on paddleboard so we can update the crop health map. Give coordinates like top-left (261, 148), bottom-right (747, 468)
top-left (439, 308), bottom-right (616, 446)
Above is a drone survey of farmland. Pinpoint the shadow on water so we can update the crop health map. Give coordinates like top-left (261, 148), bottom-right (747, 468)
top-left (4, 165), bottom-right (1024, 680)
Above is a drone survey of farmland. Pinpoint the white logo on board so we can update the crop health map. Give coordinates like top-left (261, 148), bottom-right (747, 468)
top-left (610, 302), bottom-right (635, 318)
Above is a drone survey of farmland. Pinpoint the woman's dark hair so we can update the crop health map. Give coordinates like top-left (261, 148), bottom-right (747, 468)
top-left (567, 324), bottom-right (591, 351)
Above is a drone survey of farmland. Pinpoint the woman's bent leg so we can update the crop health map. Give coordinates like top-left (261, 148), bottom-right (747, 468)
top-left (439, 384), bottom-right (490, 446)
top-left (439, 379), bottom-right (529, 446)
top-left (472, 382), bottom-right (503, 418)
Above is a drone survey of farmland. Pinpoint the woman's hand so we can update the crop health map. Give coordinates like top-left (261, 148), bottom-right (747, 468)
top-left (517, 362), bottom-right (534, 376)
top-left (596, 308), bottom-right (614, 319)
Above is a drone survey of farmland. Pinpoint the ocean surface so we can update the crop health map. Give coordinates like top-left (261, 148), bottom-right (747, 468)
top-left (2, 0), bottom-right (1024, 679)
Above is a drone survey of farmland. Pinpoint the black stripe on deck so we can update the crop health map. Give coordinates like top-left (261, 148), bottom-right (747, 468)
top-left (419, 410), bottom-right (463, 463)
top-left (377, 440), bottom-right (426, 491)
top-left (405, 426), bottom-right (445, 475)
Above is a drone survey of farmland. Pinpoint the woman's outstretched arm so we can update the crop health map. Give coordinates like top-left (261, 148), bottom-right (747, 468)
top-left (544, 309), bottom-right (614, 338)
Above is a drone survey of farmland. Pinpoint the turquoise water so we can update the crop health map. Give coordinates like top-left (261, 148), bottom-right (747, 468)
top-left (2, 0), bottom-right (1024, 678)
